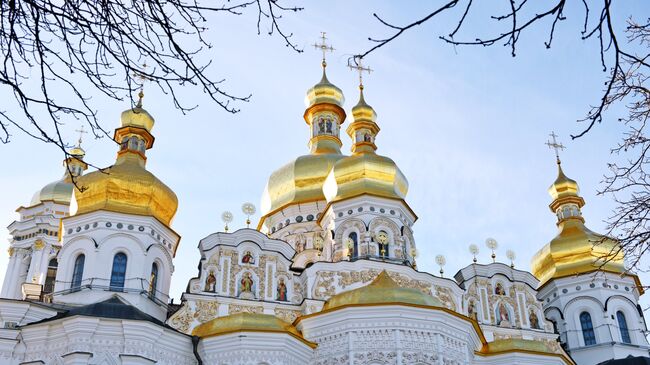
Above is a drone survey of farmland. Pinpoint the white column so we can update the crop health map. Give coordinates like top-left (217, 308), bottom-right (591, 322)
top-left (27, 247), bottom-right (45, 285)
top-left (0, 253), bottom-right (19, 298)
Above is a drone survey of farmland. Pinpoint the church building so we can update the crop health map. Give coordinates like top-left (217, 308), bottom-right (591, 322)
top-left (0, 40), bottom-right (648, 365)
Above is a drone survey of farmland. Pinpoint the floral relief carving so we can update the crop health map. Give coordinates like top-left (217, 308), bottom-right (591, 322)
top-left (313, 271), bottom-right (337, 300)
top-left (228, 304), bottom-right (263, 315)
top-left (274, 308), bottom-right (300, 323)
top-left (193, 300), bottom-right (219, 323)
top-left (168, 304), bottom-right (194, 333)
top-left (434, 286), bottom-right (457, 311)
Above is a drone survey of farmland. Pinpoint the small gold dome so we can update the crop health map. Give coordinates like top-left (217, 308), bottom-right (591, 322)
top-left (531, 162), bottom-right (625, 285)
top-left (323, 271), bottom-right (442, 310)
top-left (261, 153), bottom-right (345, 216)
top-left (69, 146), bottom-right (86, 158)
top-left (120, 106), bottom-right (155, 132)
top-left (191, 312), bottom-right (316, 348)
top-left (73, 153), bottom-right (178, 225)
top-left (323, 88), bottom-right (408, 204)
top-left (30, 178), bottom-right (74, 206)
top-left (304, 68), bottom-right (345, 108)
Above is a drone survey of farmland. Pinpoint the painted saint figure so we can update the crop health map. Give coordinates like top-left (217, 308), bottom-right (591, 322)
top-left (318, 118), bottom-right (325, 133)
top-left (277, 278), bottom-right (288, 301)
top-left (467, 300), bottom-right (478, 321)
top-left (497, 302), bottom-right (510, 326)
top-left (242, 251), bottom-right (255, 264)
top-left (495, 283), bottom-right (505, 295)
top-left (364, 133), bottom-right (372, 142)
top-left (529, 309), bottom-right (540, 329)
top-left (326, 118), bottom-right (332, 133)
top-left (204, 271), bottom-right (216, 292)
top-left (240, 272), bottom-right (254, 294)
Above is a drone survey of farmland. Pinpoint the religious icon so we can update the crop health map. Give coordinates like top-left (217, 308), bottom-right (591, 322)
top-left (318, 118), bottom-right (325, 133)
top-left (468, 300), bottom-right (478, 320)
top-left (277, 278), bottom-right (288, 301)
top-left (204, 271), bottom-right (216, 292)
top-left (240, 272), bottom-right (254, 294)
top-left (495, 283), bottom-right (505, 295)
top-left (326, 119), bottom-right (332, 133)
top-left (242, 251), bottom-right (255, 264)
top-left (529, 309), bottom-right (540, 329)
top-left (497, 302), bottom-right (510, 326)
top-left (364, 133), bottom-right (372, 142)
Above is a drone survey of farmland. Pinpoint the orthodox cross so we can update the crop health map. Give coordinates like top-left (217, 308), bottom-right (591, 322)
top-left (133, 62), bottom-right (151, 107)
top-left (75, 125), bottom-right (88, 148)
top-left (545, 131), bottom-right (565, 164)
top-left (313, 32), bottom-right (334, 68)
top-left (348, 57), bottom-right (373, 89)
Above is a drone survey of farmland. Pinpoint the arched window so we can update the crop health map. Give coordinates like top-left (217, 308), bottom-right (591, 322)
top-left (149, 262), bottom-right (159, 300)
top-left (71, 255), bottom-right (85, 292)
top-left (348, 232), bottom-right (358, 259)
top-left (109, 253), bottom-right (127, 291)
top-left (580, 312), bottom-right (596, 346)
top-left (617, 311), bottom-right (632, 344)
top-left (377, 230), bottom-right (389, 258)
top-left (43, 258), bottom-right (58, 294)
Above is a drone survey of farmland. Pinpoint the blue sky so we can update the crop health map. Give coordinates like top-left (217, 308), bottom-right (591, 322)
top-left (0, 2), bottom-right (648, 306)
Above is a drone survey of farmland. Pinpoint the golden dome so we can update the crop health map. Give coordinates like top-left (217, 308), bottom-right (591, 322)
top-left (120, 94), bottom-right (155, 132)
top-left (531, 161), bottom-right (625, 286)
top-left (323, 88), bottom-right (408, 204)
top-left (30, 177), bottom-right (74, 206)
top-left (192, 312), bottom-right (316, 348)
top-left (73, 153), bottom-right (178, 225)
top-left (261, 153), bottom-right (345, 216)
top-left (323, 270), bottom-right (441, 311)
top-left (259, 66), bottom-right (347, 223)
top-left (73, 101), bottom-right (176, 226)
top-left (304, 68), bottom-right (344, 109)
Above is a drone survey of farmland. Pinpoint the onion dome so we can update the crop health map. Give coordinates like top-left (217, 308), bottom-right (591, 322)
top-left (192, 312), bottom-right (316, 348)
top-left (259, 65), bottom-right (347, 222)
top-left (30, 145), bottom-right (88, 207)
top-left (323, 270), bottom-right (441, 311)
top-left (531, 160), bottom-right (625, 286)
top-left (323, 87), bottom-right (408, 204)
top-left (72, 95), bottom-right (178, 226)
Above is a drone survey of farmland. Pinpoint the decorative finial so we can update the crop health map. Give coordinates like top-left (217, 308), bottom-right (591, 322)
top-left (74, 125), bottom-right (88, 148)
top-left (133, 62), bottom-right (150, 108)
top-left (485, 238), bottom-right (498, 263)
top-left (506, 250), bottom-right (516, 268)
top-left (241, 203), bottom-right (256, 228)
top-left (221, 211), bottom-right (233, 232)
top-left (545, 131), bottom-right (565, 165)
top-left (313, 32), bottom-right (334, 69)
top-left (348, 57), bottom-right (373, 90)
top-left (469, 244), bottom-right (479, 263)
top-left (435, 255), bottom-right (446, 277)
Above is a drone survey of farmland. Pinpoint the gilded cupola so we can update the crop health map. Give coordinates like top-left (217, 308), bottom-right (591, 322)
top-left (259, 60), bottom-right (347, 223)
top-left (531, 159), bottom-right (625, 286)
top-left (323, 86), bottom-right (408, 204)
top-left (30, 141), bottom-right (88, 207)
top-left (72, 93), bottom-right (178, 226)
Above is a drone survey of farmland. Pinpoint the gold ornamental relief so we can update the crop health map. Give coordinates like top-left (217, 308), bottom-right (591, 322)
top-left (274, 308), bottom-right (300, 323)
top-left (312, 271), bottom-right (336, 300)
top-left (434, 286), bottom-right (456, 311)
top-left (194, 300), bottom-right (219, 323)
top-left (228, 304), bottom-right (263, 315)
top-left (169, 304), bottom-right (194, 333)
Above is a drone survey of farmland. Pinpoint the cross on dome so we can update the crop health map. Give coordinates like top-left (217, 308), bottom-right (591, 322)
top-left (312, 32), bottom-right (334, 68)
top-left (133, 62), bottom-right (151, 107)
top-left (74, 125), bottom-right (88, 148)
top-left (348, 57), bottom-right (373, 89)
top-left (545, 131), bottom-right (565, 164)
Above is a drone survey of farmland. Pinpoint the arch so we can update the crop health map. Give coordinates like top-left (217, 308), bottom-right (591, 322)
top-left (148, 262), bottom-right (159, 300)
top-left (71, 254), bottom-right (85, 292)
top-left (617, 311), bottom-right (632, 344)
top-left (580, 311), bottom-right (596, 346)
top-left (563, 295), bottom-right (605, 314)
top-left (334, 218), bottom-right (367, 241)
top-left (98, 233), bottom-right (147, 254)
top-left (43, 258), bottom-right (58, 294)
top-left (109, 252), bottom-right (128, 291)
